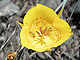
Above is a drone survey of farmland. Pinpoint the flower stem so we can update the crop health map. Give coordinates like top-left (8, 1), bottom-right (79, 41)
top-left (61, 0), bottom-right (67, 19)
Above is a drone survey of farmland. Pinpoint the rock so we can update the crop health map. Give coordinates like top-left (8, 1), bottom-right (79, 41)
top-left (69, 0), bottom-right (80, 13)
top-left (74, 40), bottom-right (79, 46)
top-left (37, 52), bottom-right (46, 59)
top-left (74, 36), bottom-right (79, 40)
top-left (1, 23), bottom-right (6, 29)
top-left (60, 45), bottom-right (66, 51)
top-left (71, 25), bottom-right (77, 29)
top-left (0, 36), bottom-right (7, 41)
top-left (0, 22), bottom-right (7, 35)
top-left (0, 0), bottom-right (19, 16)
top-left (0, 23), bottom-right (4, 34)
top-left (40, 0), bottom-right (61, 10)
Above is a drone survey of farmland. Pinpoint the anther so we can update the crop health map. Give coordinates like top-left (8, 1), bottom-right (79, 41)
top-left (40, 27), bottom-right (43, 34)
top-left (44, 32), bottom-right (49, 36)
top-left (36, 31), bottom-right (42, 37)
top-left (42, 27), bottom-right (47, 34)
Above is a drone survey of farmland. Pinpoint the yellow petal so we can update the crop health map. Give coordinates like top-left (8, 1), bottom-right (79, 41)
top-left (53, 18), bottom-right (71, 33)
top-left (58, 8), bottom-right (63, 18)
top-left (20, 26), bottom-right (33, 49)
top-left (52, 32), bottom-right (73, 47)
top-left (23, 3), bottom-right (59, 28)
top-left (16, 21), bottom-right (24, 27)
top-left (52, 18), bottom-right (73, 47)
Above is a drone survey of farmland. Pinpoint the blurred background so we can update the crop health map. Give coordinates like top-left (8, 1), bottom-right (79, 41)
top-left (0, 0), bottom-right (80, 60)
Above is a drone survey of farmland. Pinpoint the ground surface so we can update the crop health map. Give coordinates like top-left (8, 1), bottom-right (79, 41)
top-left (0, 0), bottom-right (80, 60)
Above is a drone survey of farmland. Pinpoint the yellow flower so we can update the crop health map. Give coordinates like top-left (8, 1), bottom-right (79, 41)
top-left (17, 4), bottom-right (73, 52)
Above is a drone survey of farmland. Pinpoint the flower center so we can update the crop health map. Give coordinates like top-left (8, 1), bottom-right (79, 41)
top-left (29, 17), bottom-right (62, 47)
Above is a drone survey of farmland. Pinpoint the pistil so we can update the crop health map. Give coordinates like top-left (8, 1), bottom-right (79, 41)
top-left (36, 27), bottom-right (49, 45)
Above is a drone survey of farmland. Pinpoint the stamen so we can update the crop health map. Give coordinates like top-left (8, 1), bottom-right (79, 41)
top-left (40, 27), bottom-right (43, 34)
top-left (36, 31), bottom-right (42, 37)
top-left (36, 41), bottom-right (40, 44)
top-left (34, 40), bottom-right (38, 41)
top-left (41, 42), bottom-right (43, 45)
top-left (29, 31), bottom-right (35, 38)
top-left (33, 36), bottom-right (35, 38)
top-left (36, 27), bottom-right (48, 44)
top-left (42, 27), bottom-right (47, 34)
top-left (44, 32), bottom-right (49, 36)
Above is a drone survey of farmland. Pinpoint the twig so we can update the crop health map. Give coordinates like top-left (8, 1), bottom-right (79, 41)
top-left (0, 27), bottom-right (16, 51)
top-left (10, 41), bottom-right (14, 52)
top-left (24, 48), bottom-right (32, 60)
top-left (68, 1), bottom-right (78, 23)
top-left (42, 52), bottom-right (49, 60)
top-left (30, 51), bottom-right (37, 57)
top-left (16, 22), bottom-right (21, 30)
top-left (63, 52), bottom-right (77, 60)
top-left (55, 52), bottom-right (62, 60)
top-left (44, 52), bottom-right (54, 60)
top-left (17, 47), bottom-right (25, 60)
top-left (66, 18), bottom-right (73, 21)
top-left (68, 37), bottom-right (73, 46)
top-left (16, 21), bottom-right (24, 60)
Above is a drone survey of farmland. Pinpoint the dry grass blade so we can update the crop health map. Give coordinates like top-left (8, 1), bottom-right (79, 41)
top-left (17, 47), bottom-right (25, 60)
top-left (68, 1), bottom-right (78, 23)
top-left (16, 22), bottom-right (21, 30)
top-left (55, 52), bottom-right (62, 60)
top-left (0, 27), bottom-right (16, 51)
top-left (30, 51), bottom-right (37, 57)
top-left (44, 52), bottom-right (54, 60)
top-left (55, 2), bottom-right (63, 12)
top-left (63, 52), bottom-right (77, 60)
